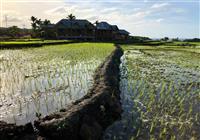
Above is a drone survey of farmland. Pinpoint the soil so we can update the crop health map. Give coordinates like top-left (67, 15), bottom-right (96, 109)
top-left (0, 46), bottom-right (123, 140)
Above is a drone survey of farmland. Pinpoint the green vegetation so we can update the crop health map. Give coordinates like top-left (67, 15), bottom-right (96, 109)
top-left (67, 13), bottom-right (76, 20)
top-left (1, 39), bottom-right (200, 139)
top-left (0, 43), bottom-right (114, 125)
top-left (123, 43), bottom-right (200, 53)
top-left (30, 16), bottom-right (52, 38)
top-left (11, 38), bottom-right (42, 41)
top-left (121, 44), bottom-right (200, 139)
top-left (0, 40), bottom-right (70, 45)
top-left (0, 40), bottom-right (74, 49)
top-left (122, 38), bottom-right (200, 48)
top-left (0, 26), bottom-right (32, 40)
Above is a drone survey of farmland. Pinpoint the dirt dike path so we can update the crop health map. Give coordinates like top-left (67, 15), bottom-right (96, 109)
top-left (0, 46), bottom-right (124, 140)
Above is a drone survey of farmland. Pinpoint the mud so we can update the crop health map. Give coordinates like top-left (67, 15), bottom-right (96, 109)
top-left (0, 46), bottom-right (123, 140)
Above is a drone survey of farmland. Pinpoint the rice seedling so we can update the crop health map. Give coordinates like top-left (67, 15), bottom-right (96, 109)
top-left (0, 43), bottom-right (114, 125)
top-left (120, 45), bottom-right (200, 139)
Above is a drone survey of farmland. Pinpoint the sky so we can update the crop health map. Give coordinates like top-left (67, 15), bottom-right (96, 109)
top-left (0, 0), bottom-right (199, 38)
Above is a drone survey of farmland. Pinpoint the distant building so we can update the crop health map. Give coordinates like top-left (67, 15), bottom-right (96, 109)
top-left (95, 21), bottom-right (130, 41)
top-left (41, 24), bottom-right (56, 39)
top-left (41, 19), bottom-right (130, 41)
top-left (111, 25), bottom-right (119, 40)
top-left (55, 19), bottom-right (95, 40)
top-left (95, 22), bottom-right (113, 41)
top-left (117, 29), bottom-right (130, 40)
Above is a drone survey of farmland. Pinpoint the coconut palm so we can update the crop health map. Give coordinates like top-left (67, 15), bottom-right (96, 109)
top-left (67, 14), bottom-right (76, 20)
top-left (30, 16), bottom-right (44, 37)
top-left (36, 19), bottom-right (42, 27)
top-left (31, 16), bottom-right (37, 31)
top-left (94, 20), bottom-right (99, 25)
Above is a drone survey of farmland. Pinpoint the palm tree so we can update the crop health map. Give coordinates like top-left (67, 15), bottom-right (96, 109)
top-left (30, 16), bottom-right (37, 31)
top-left (43, 19), bottom-right (51, 25)
top-left (30, 16), bottom-right (44, 37)
top-left (31, 16), bottom-right (37, 23)
top-left (94, 20), bottom-right (99, 25)
top-left (67, 14), bottom-right (76, 20)
top-left (36, 19), bottom-right (42, 27)
top-left (67, 14), bottom-right (76, 37)
top-left (30, 17), bottom-right (42, 30)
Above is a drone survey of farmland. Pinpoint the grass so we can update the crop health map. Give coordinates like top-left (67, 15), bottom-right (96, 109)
top-left (166, 41), bottom-right (200, 46)
top-left (120, 44), bottom-right (200, 139)
top-left (123, 44), bottom-right (200, 54)
top-left (0, 42), bottom-right (115, 125)
top-left (9, 38), bottom-right (43, 41)
top-left (0, 40), bottom-right (71, 45)
top-left (123, 45), bottom-right (155, 50)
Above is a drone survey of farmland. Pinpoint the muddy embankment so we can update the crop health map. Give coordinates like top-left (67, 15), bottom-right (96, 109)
top-left (0, 46), bottom-right (124, 140)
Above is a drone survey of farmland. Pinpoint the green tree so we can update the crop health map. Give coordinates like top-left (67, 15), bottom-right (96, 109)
top-left (67, 14), bottom-right (76, 20)
top-left (172, 37), bottom-right (179, 41)
top-left (161, 37), bottom-right (169, 41)
top-left (30, 16), bottom-right (37, 31)
top-left (31, 16), bottom-right (51, 37)
top-left (94, 20), bottom-right (99, 25)
top-left (40, 19), bottom-right (53, 39)
top-left (8, 26), bottom-right (20, 38)
top-left (36, 19), bottom-right (42, 27)
top-left (43, 19), bottom-right (51, 25)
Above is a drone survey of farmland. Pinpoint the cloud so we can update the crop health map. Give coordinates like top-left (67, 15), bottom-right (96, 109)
top-left (131, 3), bottom-right (170, 19)
top-left (44, 4), bottom-right (96, 19)
top-left (156, 18), bottom-right (164, 23)
top-left (132, 8), bottom-right (141, 12)
top-left (44, 5), bottom-right (77, 16)
top-left (42, 2), bottom-right (170, 34)
top-left (2, 10), bottom-right (23, 22)
top-left (2, 0), bottom-right (198, 38)
top-left (100, 8), bottom-right (118, 14)
top-left (3, 16), bottom-right (22, 22)
top-left (87, 16), bottom-right (99, 21)
top-left (132, 11), bottom-right (152, 18)
top-left (45, 7), bottom-right (67, 15)
top-left (151, 3), bottom-right (170, 9)
top-left (173, 8), bottom-right (186, 13)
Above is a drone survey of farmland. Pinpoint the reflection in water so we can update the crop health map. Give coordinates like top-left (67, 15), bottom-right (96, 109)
top-left (103, 55), bottom-right (141, 140)
top-left (0, 51), bottom-right (100, 125)
top-left (104, 50), bottom-right (200, 140)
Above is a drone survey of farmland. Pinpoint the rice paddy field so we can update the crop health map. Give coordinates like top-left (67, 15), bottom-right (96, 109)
top-left (0, 42), bottom-right (115, 125)
top-left (104, 44), bottom-right (200, 140)
top-left (0, 40), bottom-right (70, 45)
top-left (1, 40), bottom-right (200, 139)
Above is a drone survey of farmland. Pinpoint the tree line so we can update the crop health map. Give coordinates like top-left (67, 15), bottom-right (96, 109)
top-left (30, 14), bottom-right (76, 38)
top-left (0, 14), bottom-right (76, 40)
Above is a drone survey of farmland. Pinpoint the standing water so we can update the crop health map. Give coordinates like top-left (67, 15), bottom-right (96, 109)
top-left (103, 54), bottom-right (140, 140)
top-left (103, 49), bottom-right (200, 140)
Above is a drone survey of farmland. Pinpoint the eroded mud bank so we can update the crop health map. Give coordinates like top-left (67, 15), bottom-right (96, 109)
top-left (0, 46), bottom-right (123, 140)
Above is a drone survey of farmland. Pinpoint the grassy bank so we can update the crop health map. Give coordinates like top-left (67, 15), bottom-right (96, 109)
top-left (0, 40), bottom-right (74, 48)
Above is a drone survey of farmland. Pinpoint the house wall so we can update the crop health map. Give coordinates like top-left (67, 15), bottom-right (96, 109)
top-left (43, 25), bottom-right (129, 41)
top-left (56, 28), bottom-right (95, 40)
top-left (95, 30), bottom-right (113, 41)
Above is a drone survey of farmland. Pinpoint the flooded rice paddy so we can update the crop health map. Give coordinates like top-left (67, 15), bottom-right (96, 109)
top-left (104, 46), bottom-right (200, 140)
top-left (0, 43), bottom-right (114, 125)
